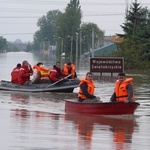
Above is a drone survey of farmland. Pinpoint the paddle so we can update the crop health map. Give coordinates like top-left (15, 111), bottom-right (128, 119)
top-left (45, 74), bottom-right (72, 88)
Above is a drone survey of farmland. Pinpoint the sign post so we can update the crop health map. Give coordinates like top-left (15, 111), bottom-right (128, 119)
top-left (90, 57), bottom-right (124, 76)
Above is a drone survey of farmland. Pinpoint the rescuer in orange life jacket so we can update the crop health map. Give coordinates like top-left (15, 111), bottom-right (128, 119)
top-left (31, 62), bottom-right (51, 84)
top-left (62, 62), bottom-right (77, 79)
top-left (78, 72), bottom-right (101, 103)
top-left (110, 72), bottom-right (135, 102)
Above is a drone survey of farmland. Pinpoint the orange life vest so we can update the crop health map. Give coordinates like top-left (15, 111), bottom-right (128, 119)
top-left (78, 78), bottom-right (95, 100)
top-left (33, 65), bottom-right (50, 81)
top-left (114, 129), bottom-right (126, 143)
top-left (78, 121), bottom-right (93, 141)
top-left (115, 78), bottom-right (135, 102)
top-left (63, 63), bottom-right (76, 79)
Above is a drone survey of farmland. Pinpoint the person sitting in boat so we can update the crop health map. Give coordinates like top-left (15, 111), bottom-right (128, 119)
top-left (31, 62), bottom-right (51, 84)
top-left (18, 60), bottom-right (33, 85)
top-left (11, 63), bottom-right (21, 84)
top-left (62, 62), bottom-right (77, 79)
top-left (49, 61), bottom-right (67, 83)
top-left (78, 72), bottom-right (101, 103)
top-left (110, 72), bottom-right (135, 102)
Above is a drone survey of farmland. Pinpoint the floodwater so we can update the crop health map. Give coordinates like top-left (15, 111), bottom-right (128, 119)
top-left (0, 52), bottom-right (150, 150)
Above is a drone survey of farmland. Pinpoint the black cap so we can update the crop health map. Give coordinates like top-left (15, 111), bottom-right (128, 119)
top-left (118, 72), bottom-right (126, 76)
top-left (17, 63), bottom-right (21, 67)
top-left (67, 62), bottom-right (71, 65)
top-left (36, 62), bottom-right (43, 66)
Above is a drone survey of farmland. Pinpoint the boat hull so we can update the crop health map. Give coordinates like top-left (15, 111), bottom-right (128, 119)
top-left (65, 100), bottom-right (140, 115)
top-left (0, 79), bottom-right (80, 93)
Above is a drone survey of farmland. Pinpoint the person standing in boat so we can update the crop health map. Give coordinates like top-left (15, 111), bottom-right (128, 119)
top-left (18, 60), bottom-right (33, 85)
top-left (11, 63), bottom-right (21, 84)
top-left (31, 62), bottom-right (51, 84)
top-left (49, 61), bottom-right (66, 83)
top-left (110, 72), bottom-right (135, 102)
top-left (62, 62), bottom-right (77, 79)
top-left (78, 72), bottom-right (101, 103)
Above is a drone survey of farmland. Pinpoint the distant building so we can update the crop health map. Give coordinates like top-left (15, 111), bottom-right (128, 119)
top-left (83, 43), bottom-right (118, 57)
top-left (111, 35), bottom-right (124, 43)
top-left (83, 35), bottom-right (124, 57)
top-left (103, 36), bottom-right (112, 46)
top-left (14, 39), bottom-right (22, 44)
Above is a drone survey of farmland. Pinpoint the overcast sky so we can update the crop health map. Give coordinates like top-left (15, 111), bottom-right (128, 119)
top-left (0, 0), bottom-right (149, 42)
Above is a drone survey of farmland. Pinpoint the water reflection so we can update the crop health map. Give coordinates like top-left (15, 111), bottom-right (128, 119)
top-left (9, 109), bottom-right (63, 150)
top-left (0, 90), bottom-right (78, 115)
top-left (65, 114), bottom-right (138, 150)
top-left (8, 108), bottom-right (139, 150)
top-left (0, 52), bottom-right (150, 149)
top-left (11, 93), bottom-right (29, 104)
top-left (11, 108), bottom-right (60, 118)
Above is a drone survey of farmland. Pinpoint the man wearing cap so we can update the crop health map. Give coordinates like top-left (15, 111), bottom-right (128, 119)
top-left (11, 63), bottom-right (21, 84)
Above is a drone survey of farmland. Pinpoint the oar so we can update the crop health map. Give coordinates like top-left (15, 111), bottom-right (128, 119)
top-left (45, 74), bottom-right (72, 88)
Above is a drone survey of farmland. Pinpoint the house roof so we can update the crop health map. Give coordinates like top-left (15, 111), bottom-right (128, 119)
top-left (84, 43), bottom-right (118, 57)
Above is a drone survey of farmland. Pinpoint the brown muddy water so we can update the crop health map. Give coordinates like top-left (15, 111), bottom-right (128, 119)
top-left (0, 52), bottom-right (150, 150)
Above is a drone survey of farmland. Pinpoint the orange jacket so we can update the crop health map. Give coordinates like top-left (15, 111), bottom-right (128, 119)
top-left (115, 78), bottom-right (135, 102)
top-left (78, 78), bottom-right (95, 100)
top-left (33, 65), bottom-right (50, 81)
top-left (63, 63), bottom-right (76, 79)
top-left (113, 124), bottom-right (134, 143)
top-left (114, 129), bottom-right (125, 143)
top-left (78, 122), bottom-right (93, 141)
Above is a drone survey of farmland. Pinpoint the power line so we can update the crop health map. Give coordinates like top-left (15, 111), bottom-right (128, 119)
top-left (83, 13), bottom-right (124, 17)
top-left (0, 0), bottom-right (149, 5)
top-left (0, 0), bottom-right (149, 41)
top-left (0, 16), bottom-right (39, 18)
top-left (0, 13), bottom-right (125, 19)
top-left (0, 33), bottom-right (34, 35)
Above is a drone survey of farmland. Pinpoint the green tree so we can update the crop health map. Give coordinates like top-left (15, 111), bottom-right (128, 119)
top-left (26, 42), bottom-right (32, 52)
top-left (118, 0), bottom-right (150, 69)
top-left (0, 36), bottom-right (7, 53)
top-left (33, 10), bottom-right (61, 52)
top-left (80, 23), bottom-right (104, 56)
top-left (121, 1), bottom-right (144, 37)
top-left (33, 30), bottom-right (43, 51)
top-left (7, 42), bottom-right (20, 52)
top-left (55, 0), bottom-right (81, 62)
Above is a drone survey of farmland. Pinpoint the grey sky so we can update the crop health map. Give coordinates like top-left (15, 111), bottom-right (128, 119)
top-left (0, 0), bottom-right (149, 42)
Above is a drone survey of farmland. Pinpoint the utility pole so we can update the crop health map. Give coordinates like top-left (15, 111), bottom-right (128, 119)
top-left (70, 36), bottom-right (73, 62)
top-left (76, 33), bottom-right (78, 67)
top-left (79, 30), bottom-right (82, 59)
top-left (92, 28), bottom-right (94, 57)
top-left (61, 38), bottom-right (63, 63)
top-left (125, 0), bottom-right (128, 16)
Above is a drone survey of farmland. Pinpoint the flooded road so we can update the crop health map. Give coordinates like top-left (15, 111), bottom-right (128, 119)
top-left (0, 52), bottom-right (150, 150)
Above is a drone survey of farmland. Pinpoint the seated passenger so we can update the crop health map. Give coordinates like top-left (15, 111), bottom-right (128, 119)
top-left (62, 62), bottom-right (77, 79)
top-left (11, 63), bottom-right (21, 84)
top-left (32, 62), bottom-right (51, 84)
top-left (78, 72), bottom-right (101, 103)
top-left (18, 60), bottom-right (33, 85)
top-left (110, 72), bottom-right (135, 102)
top-left (50, 61), bottom-right (66, 83)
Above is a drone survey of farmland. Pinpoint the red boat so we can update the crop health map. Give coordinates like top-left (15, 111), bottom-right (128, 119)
top-left (65, 100), bottom-right (140, 115)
